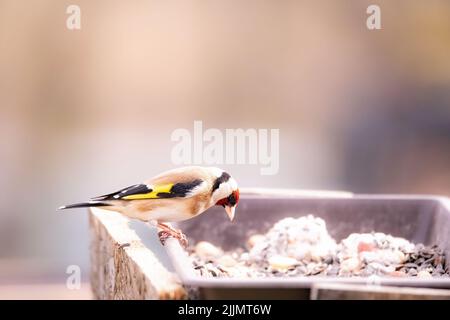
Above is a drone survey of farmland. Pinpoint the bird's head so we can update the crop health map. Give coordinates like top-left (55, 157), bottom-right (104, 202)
top-left (209, 168), bottom-right (239, 221)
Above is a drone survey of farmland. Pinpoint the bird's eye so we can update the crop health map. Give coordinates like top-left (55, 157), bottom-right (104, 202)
top-left (227, 193), bottom-right (236, 206)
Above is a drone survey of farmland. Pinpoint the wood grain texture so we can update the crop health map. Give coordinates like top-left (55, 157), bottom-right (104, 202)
top-left (89, 208), bottom-right (187, 300)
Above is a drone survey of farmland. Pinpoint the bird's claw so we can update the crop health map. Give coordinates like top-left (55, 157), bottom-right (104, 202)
top-left (178, 233), bottom-right (188, 248)
top-left (158, 230), bottom-right (171, 246)
top-left (158, 230), bottom-right (188, 248)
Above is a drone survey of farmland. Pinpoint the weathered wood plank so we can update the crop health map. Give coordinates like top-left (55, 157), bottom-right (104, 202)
top-left (89, 208), bottom-right (187, 300)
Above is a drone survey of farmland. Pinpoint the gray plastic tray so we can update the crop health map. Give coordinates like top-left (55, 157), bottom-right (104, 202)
top-left (164, 190), bottom-right (450, 299)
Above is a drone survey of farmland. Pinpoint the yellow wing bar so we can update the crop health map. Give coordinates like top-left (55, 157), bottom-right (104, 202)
top-left (122, 184), bottom-right (173, 200)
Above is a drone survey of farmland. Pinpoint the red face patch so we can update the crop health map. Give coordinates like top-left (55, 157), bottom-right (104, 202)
top-left (233, 189), bottom-right (240, 205)
top-left (216, 197), bottom-right (227, 207)
top-left (216, 189), bottom-right (240, 207)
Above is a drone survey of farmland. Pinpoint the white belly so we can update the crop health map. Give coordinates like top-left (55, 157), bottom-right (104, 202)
top-left (124, 201), bottom-right (206, 222)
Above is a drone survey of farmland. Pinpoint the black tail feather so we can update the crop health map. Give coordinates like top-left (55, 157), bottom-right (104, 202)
top-left (58, 202), bottom-right (110, 210)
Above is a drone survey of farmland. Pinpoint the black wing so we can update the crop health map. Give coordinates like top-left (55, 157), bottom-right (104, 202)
top-left (90, 184), bottom-right (152, 201)
top-left (90, 179), bottom-right (204, 201)
top-left (155, 179), bottom-right (204, 198)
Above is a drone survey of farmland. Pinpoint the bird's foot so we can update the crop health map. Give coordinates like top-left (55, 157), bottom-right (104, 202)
top-left (177, 232), bottom-right (188, 248)
top-left (158, 230), bottom-right (171, 246)
top-left (157, 222), bottom-right (188, 247)
top-left (157, 230), bottom-right (188, 248)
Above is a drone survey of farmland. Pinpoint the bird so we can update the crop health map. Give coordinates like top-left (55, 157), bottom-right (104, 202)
top-left (59, 166), bottom-right (239, 247)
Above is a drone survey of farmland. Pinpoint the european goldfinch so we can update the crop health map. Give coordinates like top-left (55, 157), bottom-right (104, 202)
top-left (59, 166), bottom-right (239, 246)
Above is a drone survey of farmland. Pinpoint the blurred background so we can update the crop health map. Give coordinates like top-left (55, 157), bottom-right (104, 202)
top-left (0, 0), bottom-right (449, 298)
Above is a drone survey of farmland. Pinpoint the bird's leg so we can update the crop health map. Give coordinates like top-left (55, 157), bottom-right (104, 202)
top-left (158, 222), bottom-right (182, 235)
top-left (156, 222), bottom-right (188, 248)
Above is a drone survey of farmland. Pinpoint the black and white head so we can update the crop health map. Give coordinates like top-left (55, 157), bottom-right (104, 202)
top-left (209, 168), bottom-right (239, 221)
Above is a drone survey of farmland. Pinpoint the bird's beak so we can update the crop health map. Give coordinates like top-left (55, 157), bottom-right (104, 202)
top-left (225, 206), bottom-right (235, 221)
